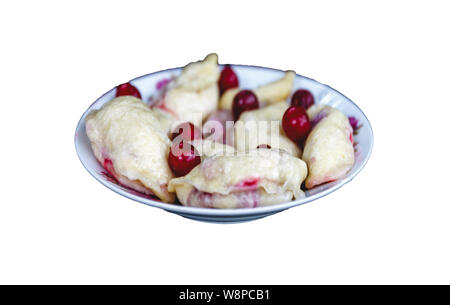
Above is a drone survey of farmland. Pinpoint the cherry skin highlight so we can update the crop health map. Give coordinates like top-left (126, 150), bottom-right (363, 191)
top-left (171, 122), bottom-right (202, 142)
top-left (116, 83), bottom-right (142, 99)
top-left (168, 141), bottom-right (201, 177)
top-left (232, 90), bottom-right (259, 120)
top-left (291, 89), bottom-right (314, 110)
top-left (219, 65), bottom-right (239, 94)
top-left (282, 106), bottom-right (312, 143)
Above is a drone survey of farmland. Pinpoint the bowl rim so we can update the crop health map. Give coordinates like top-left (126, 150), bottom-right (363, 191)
top-left (75, 64), bottom-right (373, 217)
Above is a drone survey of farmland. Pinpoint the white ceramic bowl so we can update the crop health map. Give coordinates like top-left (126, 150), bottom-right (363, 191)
top-left (75, 65), bottom-right (373, 223)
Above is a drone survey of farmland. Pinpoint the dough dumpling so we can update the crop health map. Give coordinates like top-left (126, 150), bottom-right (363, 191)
top-left (302, 105), bottom-right (355, 189)
top-left (168, 149), bottom-right (307, 209)
top-left (85, 96), bottom-right (175, 202)
top-left (152, 54), bottom-right (220, 126)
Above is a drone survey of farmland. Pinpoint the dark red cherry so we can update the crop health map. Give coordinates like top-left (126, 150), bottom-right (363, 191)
top-left (232, 90), bottom-right (259, 120)
top-left (171, 122), bottom-right (202, 142)
top-left (219, 65), bottom-right (239, 95)
top-left (168, 141), bottom-right (201, 177)
top-left (291, 89), bottom-right (314, 110)
top-left (282, 106), bottom-right (312, 143)
top-left (116, 83), bottom-right (142, 99)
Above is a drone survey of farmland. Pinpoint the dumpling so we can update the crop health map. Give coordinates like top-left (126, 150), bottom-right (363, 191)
top-left (219, 71), bottom-right (295, 110)
top-left (234, 102), bottom-right (301, 157)
top-left (238, 101), bottom-right (289, 123)
top-left (302, 105), bottom-right (355, 189)
top-left (85, 96), bottom-right (175, 202)
top-left (168, 149), bottom-right (307, 209)
top-left (151, 107), bottom-right (176, 136)
top-left (254, 71), bottom-right (296, 104)
top-left (152, 54), bottom-right (220, 127)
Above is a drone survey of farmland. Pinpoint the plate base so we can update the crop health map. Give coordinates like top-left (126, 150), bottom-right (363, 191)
top-left (170, 211), bottom-right (282, 224)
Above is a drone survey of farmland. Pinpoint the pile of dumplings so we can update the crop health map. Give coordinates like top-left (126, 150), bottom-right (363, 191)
top-left (85, 54), bottom-right (355, 208)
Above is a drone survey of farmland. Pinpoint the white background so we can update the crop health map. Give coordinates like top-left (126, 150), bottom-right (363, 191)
top-left (1, 0), bottom-right (449, 284)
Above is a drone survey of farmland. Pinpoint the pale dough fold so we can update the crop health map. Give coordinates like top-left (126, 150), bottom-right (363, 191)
top-left (152, 54), bottom-right (220, 127)
top-left (85, 96), bottom-right (175, 202)
top-left (190, 139), bottom-right (235, 160)
top-left (168, 149), bottom-right (307, 208)
top-left (302, 105), bottom-right (355, 189)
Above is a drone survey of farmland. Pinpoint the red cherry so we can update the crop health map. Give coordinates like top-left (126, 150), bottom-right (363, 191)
top-left (282, 106), bottom-right (312, 143)
top-left (291, 89), bottom-right (314, 110)
top-left (232, 90), bottom-right (259, 120)
top-left (116, 83), bottom-right (142, 99)
top-left (168, 141), bottom-right (201, 177)
top-left (219, 65), bottom-right (239, 95)
top-left (171, 122), bottom-right (202, 142)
